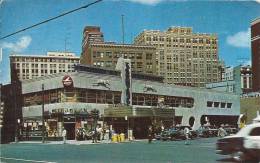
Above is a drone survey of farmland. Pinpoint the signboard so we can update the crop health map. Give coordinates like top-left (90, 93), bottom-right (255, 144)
top-left (62, 75), bottom-right (73, 87)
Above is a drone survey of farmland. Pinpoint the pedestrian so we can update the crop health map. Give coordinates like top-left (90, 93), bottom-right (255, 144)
top-left (26, 126), bottom-right (30, 141)
top-left (218, 124), bottom-right (227, 137)
top-left (148, 126), bottom-right (153, 143)
top-left (92, 128), bottom-right (98, 143)
top-left (62, 128), bottom-right (67, 144)
top-left (184, 127), bottom-right (191, 145)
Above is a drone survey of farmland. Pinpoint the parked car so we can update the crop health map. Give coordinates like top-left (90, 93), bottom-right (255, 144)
top-left (160, 126), bottom-right (197, 141)
top-left (223, 125), bottom-right (239, 135)
top-left (216, 123), bottom-right (260, 162)
top-left (198, 125), bottom-right (218, 137)
top-left (176, 126), bottom-right (198, 139)
top-left (160, 129), bottom-right (171, 141)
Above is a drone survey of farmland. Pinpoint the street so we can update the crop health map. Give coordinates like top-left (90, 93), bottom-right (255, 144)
top-left (0, 138), bottom-right (234, 163)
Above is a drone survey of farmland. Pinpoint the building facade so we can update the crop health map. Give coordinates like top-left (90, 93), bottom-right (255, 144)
top-left (240, 65), bottom-right (253, 93)
top-left (0, 82), bottom-right (23, 143)
top-left (21, 65), bottom-right (240, 140)
top-left (10, 52), bottom-right (80, 81)
top-left (251, 18), bottom-right (260, 92)
top-left (134, 27), bottom-right (222, 87)
top-left (206, 65), bottom-right (252, 95)
top-left (81, 26), bottom-right (104, 58)
top-left (81, 43), bottom-right (157, 75)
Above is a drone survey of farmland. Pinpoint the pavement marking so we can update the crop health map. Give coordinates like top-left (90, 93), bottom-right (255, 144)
top-left (0, 157), bottom-right (57, 163)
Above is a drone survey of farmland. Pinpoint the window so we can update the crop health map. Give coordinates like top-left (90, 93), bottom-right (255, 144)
top-left (207, 101), bottom-right (213, 107)
top-left (249, 127), bottom-right (260, 136)
top-left (227, 103), bottom-right (232, 108)
top-left (220, 103), bottom-right (226, 108)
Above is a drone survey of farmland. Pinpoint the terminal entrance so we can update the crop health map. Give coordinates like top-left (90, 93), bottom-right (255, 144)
top-left (64, 123), bottom-right (75, 140)
top-left (63, 115), bottom-right (76, 140)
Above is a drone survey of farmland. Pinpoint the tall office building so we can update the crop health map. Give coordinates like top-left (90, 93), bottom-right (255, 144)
top-left (134, 27), bottom-right (222, 87)
top-left (81, 43), bottom-right (157, 75)
top-left (81, 26), bottom-right (104, 58)
top-left (10, 52), bottom-right (80, 81)
top-left (251, 18), bottom-right (260, 92)
top-left (80, 26), bottom-right (157, 75)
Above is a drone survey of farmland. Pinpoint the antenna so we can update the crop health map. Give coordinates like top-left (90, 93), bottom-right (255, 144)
top-left (121, 14), bottom-right (125, 44)
top-left (64, 22), bottom-right (72, 53)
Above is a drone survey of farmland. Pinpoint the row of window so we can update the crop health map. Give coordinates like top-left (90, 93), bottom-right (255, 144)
top-left (207, 101), bottom-right (232, 108)
top-left (92, 51), bottom-right (154, 60)
top-left (146, 36), bottom-right (217, 44)
top-left (23, 88), bottom-right (194, 108)
top-left (12, 57), bottom-right (79, 63)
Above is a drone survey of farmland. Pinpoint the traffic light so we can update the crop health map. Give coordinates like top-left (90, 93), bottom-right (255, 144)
top-left (125, 62), bottom-right (131, 105)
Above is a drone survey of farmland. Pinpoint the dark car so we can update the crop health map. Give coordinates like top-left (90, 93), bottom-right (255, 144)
top-left (161, 126), bottom-right (197, 140)
top-left (198, 125), bottom-right (218, 137)
top-left (182, 126), bottom-right (197, 139)
top-left (160, 129), bottom-right (171, 141)
top-left (216, 123), bottom-right (260, 162)
top-left (223, 125), bottom-right (239, 135)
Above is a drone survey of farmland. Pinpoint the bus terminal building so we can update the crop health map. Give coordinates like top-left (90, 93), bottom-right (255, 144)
top-left (21, 64), bottom-right (240, 140)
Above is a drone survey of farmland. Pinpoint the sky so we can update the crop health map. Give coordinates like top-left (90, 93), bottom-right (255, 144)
top-left (0, 0), bottom-right (260, 84)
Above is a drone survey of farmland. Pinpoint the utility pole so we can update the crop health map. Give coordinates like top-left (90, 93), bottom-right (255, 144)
top-left (42, 84), bottom-right (45, 143)
top-left (121, 14), bottom-right (125, 44)
top-left (13, 81), bottom-right (18, 143)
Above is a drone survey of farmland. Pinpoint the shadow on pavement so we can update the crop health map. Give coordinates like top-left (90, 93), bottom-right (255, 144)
top-left (216, 157), bottom-right (234, 162)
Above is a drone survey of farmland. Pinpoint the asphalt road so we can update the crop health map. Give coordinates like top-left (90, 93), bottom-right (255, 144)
top-left (1, 137), bottom-right (233, 163)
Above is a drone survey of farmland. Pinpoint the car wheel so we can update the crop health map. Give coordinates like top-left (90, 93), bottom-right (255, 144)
top-left (232, 151), bottom-right (245, 162)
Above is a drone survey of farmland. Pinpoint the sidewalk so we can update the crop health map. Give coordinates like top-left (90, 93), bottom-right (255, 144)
top-left (14, 139), bottom-right (135, 145)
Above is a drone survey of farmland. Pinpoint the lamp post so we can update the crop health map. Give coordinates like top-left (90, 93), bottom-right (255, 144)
top-left (42, 84), bottom-right (45, 143)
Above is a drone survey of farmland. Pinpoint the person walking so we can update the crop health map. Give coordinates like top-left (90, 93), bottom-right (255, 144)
top-left (62, 128), bottom-right (67, 144)
top-left (148, 126), bottom-right (153, 143)
top-left (218, 124), bottom-right (227, 137)
top-left (184, 127), bottom-right (191, 145)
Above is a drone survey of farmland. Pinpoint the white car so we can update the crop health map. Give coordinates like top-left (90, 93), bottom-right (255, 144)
top-left (216, 123), bottom-right (260, 162)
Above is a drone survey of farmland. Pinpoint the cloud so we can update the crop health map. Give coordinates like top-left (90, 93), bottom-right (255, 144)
top-left (255, 0), bottom-right (260, 3)
top-left (0, 36), bottom-right (32, 52)
top-left (226, 28), bottom-right (250, 48)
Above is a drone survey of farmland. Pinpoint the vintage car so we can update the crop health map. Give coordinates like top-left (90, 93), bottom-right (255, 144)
top-left (223, 125), bottom-right (239, 135)
top-left (216, 123), bottom-right (260, 162)
top-left (160, 126), bottom-right (197, 141)
top-left (197, 125), bottom-right (218, 137)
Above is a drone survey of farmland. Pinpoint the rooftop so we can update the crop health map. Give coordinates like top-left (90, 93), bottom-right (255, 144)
top-left (74, 64), bottom-right (164, 83)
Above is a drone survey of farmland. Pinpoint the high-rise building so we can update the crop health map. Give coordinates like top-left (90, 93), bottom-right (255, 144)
top-left (251, 18), bottom-right (260, 92)
top-left (10, 52), bottom-right (80, 81)
top-left (81, 26), bottom-right (104, 57)
top-left (134, 27), bottom-right (222, 87)
top-left (81, 43), bottom-right (157, 75)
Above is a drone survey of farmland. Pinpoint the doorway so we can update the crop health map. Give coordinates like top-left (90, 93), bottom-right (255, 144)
top-left (64, 123), bottom-right (75, 140)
